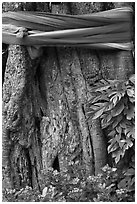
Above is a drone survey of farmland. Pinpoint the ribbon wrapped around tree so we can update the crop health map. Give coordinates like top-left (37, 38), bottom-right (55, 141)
top-left (2, 7), bottom-right (133, 51)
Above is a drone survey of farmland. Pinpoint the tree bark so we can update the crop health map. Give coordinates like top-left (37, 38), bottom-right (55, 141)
top-left (70, 2), bottom-right (107, 175)
top-left (2, 2), bottom-right (134, 194)
top-left (2, 2), bottom-right (49, 194)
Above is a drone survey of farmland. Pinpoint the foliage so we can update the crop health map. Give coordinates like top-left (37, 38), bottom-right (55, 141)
top-left (86, 74), bottom-right (135, 164)
top-left (86, 74), bottom-right (135, 200)
top-left (2, 186), bottom-right (41, 202)
top-left (3, 164), bottom-right (135, 202)
top-left (40, 164), bottom-right (135, 202)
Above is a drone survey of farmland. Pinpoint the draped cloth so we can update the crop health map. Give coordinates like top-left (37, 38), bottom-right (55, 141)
top-left (2, 7), bottom-right (133, 50)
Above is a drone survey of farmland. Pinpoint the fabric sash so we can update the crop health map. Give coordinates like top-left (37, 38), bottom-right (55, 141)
top-left (2, 7), bottom-right (133, 50)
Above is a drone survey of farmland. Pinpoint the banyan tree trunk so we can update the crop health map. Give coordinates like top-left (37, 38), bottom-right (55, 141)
top-left (2, 2), bottom-right (134, 194)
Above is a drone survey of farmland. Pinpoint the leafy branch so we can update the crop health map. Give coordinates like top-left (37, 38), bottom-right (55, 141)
top-left (86, 74), bottom-right (135, 164)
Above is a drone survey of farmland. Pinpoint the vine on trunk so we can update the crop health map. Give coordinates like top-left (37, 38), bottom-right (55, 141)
top-left (86, 74), bottom-right (135, 191)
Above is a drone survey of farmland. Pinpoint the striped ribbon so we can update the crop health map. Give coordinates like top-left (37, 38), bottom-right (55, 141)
top-left (2, 7), bottom-right (133, 50)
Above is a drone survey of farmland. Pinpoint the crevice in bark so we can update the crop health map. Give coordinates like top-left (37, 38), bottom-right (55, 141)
top-left (81, 103), bottom-right (95, 174)
top-left (52, 155), bottom-right (60, 172)
top-left (33, 157), bottom-right (42, 193)
top-left (94, 49), bottom-right (105, 80)
top-left (35, 117), bottom-right (41, 134)
top-left (2, 43), bottom-right (9, 84)
top-left (25, 148), bottom-right (33, 187)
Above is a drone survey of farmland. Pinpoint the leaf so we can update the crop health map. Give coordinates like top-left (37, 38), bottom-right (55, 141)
top-left (104, 102), bottom-right (114, 114)
top-left (108, 141), bottom-right (118, 153)
top-left (124, 168), bottom-right (135, 176)
top-left (86, 95), bottom-right (108, 108)
top-left (94, 102), bottom-right (106, 107)
top-left (112, 149), bottom-right (125, 163)
top-left (108, 91), bottom-right (118, 98)
top-left (114, 152), bottom-right (121, 164)
top-left (92, 95), bottom-right (109, 104)
top-left (115, 156), bottom-right (120, 164)
top-left (127, 88), bottom-right (135, 97)
top-left (101, 111), bottom-right (113, 124)
top-left (93, 85), bottom-right (111, 92)
top-left (108, 130), bottom-right (116, 137)
top-left (102, 117), bottom-right (114, 129)
top-left (127, 129), bottom-right (135, 138)
top-left (118, 92), bottom-right (124, 100)
top-left (122, 139), bottom-right (133, 151)
top-left (92, 107), bottom-right (105, 119)
top-left (111, 102), bottom-right (124, 117)
top-left (119, 140), bottom-right (125, 149)
top-left (120, 120), bottom-right (126, 128)
top-left (108, 137), bottom-right (116, 144)
top-left (110, 95), bottom-right (118, 106)
top-left (112, 115), bottom-right (122, 129)
top-left (113, 96), bottom-right (118, 106)
top-left (106, 113), bottom-right (112, 123)
top-left (89, 102), bottom-right (107, 111)
top-left (115, 134), bottom-right (121, 142)
top-left (112, 148), bottom-right (125, 161)
top-left (124, 125), bottom-right (135, 139)
top-left (118, 177), bottom-right (129, 188)
top-left (126, 138), bottom-right (133, 148)
top-left (100, 113), bottom-right (107, 119)
top-left (101, 117), bottom-right (110, 128)
top-left (116, 126), bottom-right (122, 134)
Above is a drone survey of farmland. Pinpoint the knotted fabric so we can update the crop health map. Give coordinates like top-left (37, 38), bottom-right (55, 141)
top-left (2, 7), bottom-right (133, 50)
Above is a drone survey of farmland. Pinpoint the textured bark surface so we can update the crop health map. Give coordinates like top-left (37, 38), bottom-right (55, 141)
top-left (2, 45), bottom-right (42, 190)
top-left (2, 2), bottom-right (134, 194)
top-left (70, 2), bottom-right (107, 175)
top-left (2, 2), bottom-right (50, 193)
